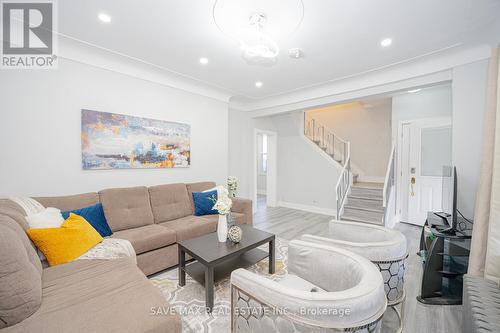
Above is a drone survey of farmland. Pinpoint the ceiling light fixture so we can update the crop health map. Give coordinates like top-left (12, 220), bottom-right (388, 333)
top-left (213, 0), bottom-right (304, 66)
top-left (255, 81), bottom-right (263, 88)
top-left (408, 89), bottom-right (421, 93)
top-left (98, 13), bottom-right (111, 23)
top-left (237, 13), bottom-right (279, 65)
top-left (380, 38), bottom-right (392, 47)
top-left (199, 57), bottom-right (209, 65)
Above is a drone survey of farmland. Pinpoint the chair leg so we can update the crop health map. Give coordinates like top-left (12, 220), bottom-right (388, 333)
top-left (389, 293), bottom-right (405, 333)
top-left (391, 306), bottom-right (402, 333)
top-left (400, 296), bottom-right (405, 330)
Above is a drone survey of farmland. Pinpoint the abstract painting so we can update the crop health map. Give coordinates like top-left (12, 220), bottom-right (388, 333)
top-left (81, 109), bottom-right (190, 170)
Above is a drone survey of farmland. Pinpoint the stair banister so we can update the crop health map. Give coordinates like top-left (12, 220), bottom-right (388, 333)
top-left (382, 146), bottom-right (396, 208)
top-left (303, 113), bottom-right (352, 219)
top-left (382, 146), bottom-right (396, 226)
top-left (335, 141), bottom-right (351, 219)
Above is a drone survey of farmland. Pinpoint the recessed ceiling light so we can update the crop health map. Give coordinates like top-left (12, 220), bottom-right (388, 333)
top-left (199, 57), bottom-right (209, 65)
top-left (380, 38), bottom-right (392, 47)
top-left (98, 13), bottom-right (111, 23)
top-left (255, 81), bottom-right (263, 88)
top-left (408, 89), bottom-right (421, 93)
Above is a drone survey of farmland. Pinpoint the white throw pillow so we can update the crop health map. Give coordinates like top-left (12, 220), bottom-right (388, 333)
top-left (203, 185), bottom-right (226, 197)
top-left (25, 207), bottom-right (64, 229)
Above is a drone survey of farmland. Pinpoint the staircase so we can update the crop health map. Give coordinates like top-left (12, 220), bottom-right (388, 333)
top-left (342, 182), bottom-right (385, 225)
top-left (304, 116), bottom-right (349, 167)
top-left (304, 112), bottom-right (393, 226)
top-left (303, 113), bottom-right (353, 219)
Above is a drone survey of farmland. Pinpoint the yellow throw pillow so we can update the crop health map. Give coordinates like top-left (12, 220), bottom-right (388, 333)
top-left (27, 213), bottom-right (103, 266)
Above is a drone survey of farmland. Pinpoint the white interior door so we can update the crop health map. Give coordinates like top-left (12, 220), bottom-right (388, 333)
top-left (401, 118), bottom-right (452, 226)
top-left (253, 129), bottom-right (278, 211)
top-left (266, 134), bottom-right (277, 207)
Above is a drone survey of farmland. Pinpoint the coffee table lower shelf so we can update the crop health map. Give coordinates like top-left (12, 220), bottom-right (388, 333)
top-left (182, 248), bottom-right (268, 287)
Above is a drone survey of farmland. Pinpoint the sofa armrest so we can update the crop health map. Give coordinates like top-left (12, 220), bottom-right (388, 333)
top-left (231, 197), bottom-right (252, 225)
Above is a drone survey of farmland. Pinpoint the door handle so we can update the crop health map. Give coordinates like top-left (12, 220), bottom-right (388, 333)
top-left (410, 177), bottom-right (416, 196)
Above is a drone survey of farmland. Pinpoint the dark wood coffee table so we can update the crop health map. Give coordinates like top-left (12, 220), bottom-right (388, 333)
top-left (178, 225), bottom-right (275, 312)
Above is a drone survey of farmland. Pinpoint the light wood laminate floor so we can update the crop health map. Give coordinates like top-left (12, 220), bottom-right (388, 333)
top-left (253, 195), bottom-right (462, 333)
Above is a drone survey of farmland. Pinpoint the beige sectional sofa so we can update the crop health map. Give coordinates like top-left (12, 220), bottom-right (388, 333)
top-left (0, 181), bottom-right (252, 332)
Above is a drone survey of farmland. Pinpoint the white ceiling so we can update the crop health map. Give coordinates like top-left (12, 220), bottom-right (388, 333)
top-left (58, 0), bottom-right (500, 100)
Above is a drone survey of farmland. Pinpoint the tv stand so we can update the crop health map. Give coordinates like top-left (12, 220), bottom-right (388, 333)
top-left (431, 212), bottom-right (456, 234)
top-left (434, 225), bottom-right (457, 235)
top-left (417, 212), bottom-right (473, 305)
top-left (433, 212), bottom-right (450, 221)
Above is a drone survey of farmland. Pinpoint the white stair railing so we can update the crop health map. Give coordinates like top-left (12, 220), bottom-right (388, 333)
top-left (304, 113), bottom-right (351, 219)
top-left (304, 114), bottom-right (349, 165)
top-left (383, 146), bottom-right (396, 224)
top-left (335, 144), bottom-right (351, 219)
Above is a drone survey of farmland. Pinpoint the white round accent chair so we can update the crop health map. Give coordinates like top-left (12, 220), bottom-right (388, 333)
top-left (302, 220), bottom-right (408, 332)
top-left (230, 240), bottom-right (387, 333)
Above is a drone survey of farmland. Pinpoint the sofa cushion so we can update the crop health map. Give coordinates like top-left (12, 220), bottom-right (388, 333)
top-left (3, 258), bottom-right (181, 333)
top-left (0, 224), bottom-right (42, 328)
top-left (0, 215), bottom-right (42, 275)
top-left (192, 190), bottom-right (218, 216)
top-left (186, 181), bottom-right (216, 213)
top-left (25, 207), bottom-right (64, 229)
top-left (0, 199), bottom-right (31, 230)
top-left (62, 203), bottom-right (113, 237)
top-left (148, 183), bottom-right (192, 223)
top-left (202, 212), bottom-right (246, 225)
top-left (27, 214), bottom-right (104, 267)
top-left (34, 193), bottom-right (99, 212)
top-left (159, 215), bottom-right (217, 241)
top-left (136, 246), bottom-right (178, 276)
top-left (99, 186), bottom-right (154, 232)
top-left (231, 197), bottom-right (253, 225)
top-left (112, 224), bottom-right (176, 254)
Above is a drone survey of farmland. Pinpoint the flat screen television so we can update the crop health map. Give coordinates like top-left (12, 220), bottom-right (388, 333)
top-left (438, 165), bottom-right (458, 233)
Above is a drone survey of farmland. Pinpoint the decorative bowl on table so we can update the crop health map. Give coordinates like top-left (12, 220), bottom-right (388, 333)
top-left (228, 225), bottom-right (242, 243)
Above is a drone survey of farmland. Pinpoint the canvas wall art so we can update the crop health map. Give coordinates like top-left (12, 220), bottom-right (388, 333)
top-left (81, 109), bottom-right (190, 170)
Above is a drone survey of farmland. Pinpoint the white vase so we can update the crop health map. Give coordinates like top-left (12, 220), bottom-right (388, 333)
top-left (217, 214), bottom-right (228, 242)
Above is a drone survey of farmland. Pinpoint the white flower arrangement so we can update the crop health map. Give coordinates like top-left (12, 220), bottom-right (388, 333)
top-left (227, 176), bottom-right (238, 197)
top-left (209, 187), bottom-right (233, 215)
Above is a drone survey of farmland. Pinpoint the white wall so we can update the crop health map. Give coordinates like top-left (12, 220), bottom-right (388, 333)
top-left (308, 100), bottom-right (392, 181)
top-left (228, 109), bottom-right (275, 201)
top-left (391, 85), bottom-right (453, 141)
top-left (228, 110), bottom-right (252, 199)
top-left (228, 108), bottom-right (341, 213)
top-left (275, 112), bottom-right (340, 212)
top-left (452, 59), bottom-right (489, 218)
top-left (0, 59), bottom-right (229, 196)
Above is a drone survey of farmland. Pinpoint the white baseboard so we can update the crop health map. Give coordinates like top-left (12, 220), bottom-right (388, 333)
top-left (277, 201), bottom-right (336, 217)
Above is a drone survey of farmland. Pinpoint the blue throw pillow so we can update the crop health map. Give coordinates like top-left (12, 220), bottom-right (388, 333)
top-left (62, 203), bottom-right (113, 237)
top-left (192, 190), bottom-right (218, 216)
